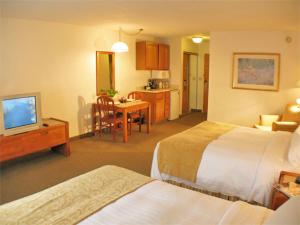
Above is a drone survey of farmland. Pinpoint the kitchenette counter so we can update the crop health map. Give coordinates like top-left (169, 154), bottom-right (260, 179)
top-left (134, 89), bottom-right (172, 123)
top-left (136, 88), bottom-right (177, 93)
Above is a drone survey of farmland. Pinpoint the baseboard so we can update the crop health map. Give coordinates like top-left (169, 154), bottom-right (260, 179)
top-left (70, 132), bottom-right (94, 142)
top-left (191, 109), bottom-right (202, 112)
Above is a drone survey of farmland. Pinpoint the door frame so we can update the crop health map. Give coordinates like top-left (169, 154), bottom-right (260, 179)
top-left (203, 53), bottom-right (210, 113)
top-left (182, 51), bottom-right (198, 115)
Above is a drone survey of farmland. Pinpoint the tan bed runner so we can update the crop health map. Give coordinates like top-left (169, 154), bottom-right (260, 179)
top-left (0, 165), bottom-right (152, 225)
top-left (158, 121), bottom-right (237, 182)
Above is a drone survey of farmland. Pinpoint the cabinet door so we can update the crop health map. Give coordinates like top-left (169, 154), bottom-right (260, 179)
top-left (155, 98), bottom-right (165, 122)
top-left (164, 91), bottom-right (170, 119)
top-left (136, 42), bottom-right (146, 70)
top-left (158, 44), bottom-right (170, 70)
top-left (145, 42), bottom-right (158, 70)
top-left (137, 92), bottom-right (154, 123)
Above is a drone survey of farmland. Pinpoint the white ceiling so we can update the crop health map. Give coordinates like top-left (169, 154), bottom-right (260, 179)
top-left (1, 0), bottom-right (299, 37)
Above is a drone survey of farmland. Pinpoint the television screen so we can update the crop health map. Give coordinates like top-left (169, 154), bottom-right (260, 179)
top-left (2, 96), bottom-right (37, 130)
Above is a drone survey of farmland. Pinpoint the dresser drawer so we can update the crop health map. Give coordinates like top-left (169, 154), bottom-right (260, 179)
top-left (0, 138), bottom-right (25, 160)
top-left (22, 126), bottom-right (66, 153)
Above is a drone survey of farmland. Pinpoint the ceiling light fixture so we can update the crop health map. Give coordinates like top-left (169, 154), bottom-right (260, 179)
top-left (111, 27), bottom-right (143, 53)
top-left (192, 37), bottom-right (203, 44)
top-left (111, 28), bottom-right (129, 53)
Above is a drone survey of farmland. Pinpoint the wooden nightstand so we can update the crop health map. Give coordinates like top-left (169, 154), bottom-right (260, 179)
top-left (271, 171), bottom-right (300, 210)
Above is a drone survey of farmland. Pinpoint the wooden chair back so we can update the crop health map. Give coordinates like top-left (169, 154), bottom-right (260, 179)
top-left (97, 95), bottom-right (115, 123)
top-left (128, 92), bottom-right (141, 100)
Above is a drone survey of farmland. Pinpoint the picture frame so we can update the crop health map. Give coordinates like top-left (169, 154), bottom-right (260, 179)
top-left (232, 53), bottom-right (280, 91)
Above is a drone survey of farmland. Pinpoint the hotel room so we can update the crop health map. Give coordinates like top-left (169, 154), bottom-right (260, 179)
top-left (0, 0), bottom-right (300, 224)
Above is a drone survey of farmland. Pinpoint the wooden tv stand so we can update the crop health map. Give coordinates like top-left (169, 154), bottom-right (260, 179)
top-left (0, 118), bottom-right (70, 163)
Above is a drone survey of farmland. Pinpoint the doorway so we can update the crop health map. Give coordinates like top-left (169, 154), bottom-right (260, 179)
top-left (182, 52), bottom-right (210, 115)
top-left (182, 52), bottom-right (199, 114)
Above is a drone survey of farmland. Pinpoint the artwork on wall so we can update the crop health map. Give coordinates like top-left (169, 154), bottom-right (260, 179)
top-left (232, 53), bottom-right (280, 91)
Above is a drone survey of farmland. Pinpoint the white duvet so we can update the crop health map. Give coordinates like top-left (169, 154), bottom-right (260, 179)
top-left (151, 127), bottom-right (300, 206)
top-left (79, 180), bottom-right (271, 225)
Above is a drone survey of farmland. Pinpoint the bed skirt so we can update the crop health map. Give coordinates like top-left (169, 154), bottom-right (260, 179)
top-left (165, 180), bottom-right (264, 207)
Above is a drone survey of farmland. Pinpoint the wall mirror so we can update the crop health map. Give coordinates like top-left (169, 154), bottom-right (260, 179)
top-left (96, 51), bottom-right (115, 95)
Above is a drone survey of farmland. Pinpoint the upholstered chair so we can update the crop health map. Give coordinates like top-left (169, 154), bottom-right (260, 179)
top-left (254, 103), bottom-right (300, 132)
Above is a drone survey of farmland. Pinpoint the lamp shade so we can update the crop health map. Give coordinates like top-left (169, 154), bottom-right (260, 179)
top-left (111, 41), bottom-right (128, 53)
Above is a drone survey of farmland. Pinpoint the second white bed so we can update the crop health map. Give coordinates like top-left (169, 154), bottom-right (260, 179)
top-left (151, 126), bottom-right (300, 206)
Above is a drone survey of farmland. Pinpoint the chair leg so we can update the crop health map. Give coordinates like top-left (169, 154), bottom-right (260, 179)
top-left (139, 111), bottom-right (142, 132)
top-left (109, 123), bottom-right (112, 134)
top-left (99, 122), bottom-right (102, 138)
top-left (129, 120), bottom-right (132, 136)
top-left (112, 123), bottom-right (116, 141)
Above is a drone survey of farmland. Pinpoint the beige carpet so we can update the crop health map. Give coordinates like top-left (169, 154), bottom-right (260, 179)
top-left (0, 112), bottom-right (206, 205)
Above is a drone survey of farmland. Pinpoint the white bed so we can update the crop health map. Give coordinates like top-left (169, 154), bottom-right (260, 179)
top-left (79, 180), bottom-right (271, 225)
top-left (151, 126), bottom-right (300, 206)
top-left (1, 165), bottom-right (299, 225)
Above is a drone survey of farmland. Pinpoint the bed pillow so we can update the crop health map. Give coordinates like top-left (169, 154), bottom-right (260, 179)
top-left (263, 196), bottom-right (300, 225)
top-left (288, 126), bottom-right (300, 166)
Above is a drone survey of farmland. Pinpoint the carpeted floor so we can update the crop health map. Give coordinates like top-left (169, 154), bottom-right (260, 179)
top-left (0, 112), bottom-right (206, 205)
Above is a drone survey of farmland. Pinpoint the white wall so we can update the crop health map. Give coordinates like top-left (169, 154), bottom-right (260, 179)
top-left (0, 18), bottom-right (154, 136)
top-left (161, 37), bottom-right (182, 110)
top-left (182, 38), bottom-right (198, 53)
top-left (208, 31), bottom-right (300, 126)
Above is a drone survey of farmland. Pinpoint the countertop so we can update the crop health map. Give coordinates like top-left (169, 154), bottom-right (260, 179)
top-left (136, 88), bottom-right (178, 93)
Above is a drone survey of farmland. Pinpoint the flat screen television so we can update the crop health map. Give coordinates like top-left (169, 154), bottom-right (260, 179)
top-left (0, 93), bottom-right (42, 136)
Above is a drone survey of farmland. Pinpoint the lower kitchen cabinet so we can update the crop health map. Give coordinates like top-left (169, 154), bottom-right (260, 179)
top-left (136, 91), bottom-right (170, 123)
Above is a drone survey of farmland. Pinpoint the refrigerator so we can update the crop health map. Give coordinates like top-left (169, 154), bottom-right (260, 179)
top-left (169, 89), bottom-right (180, 120)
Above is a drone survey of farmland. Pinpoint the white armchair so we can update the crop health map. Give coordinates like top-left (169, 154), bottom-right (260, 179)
top-left (254, 104), bottom-right (300, 132)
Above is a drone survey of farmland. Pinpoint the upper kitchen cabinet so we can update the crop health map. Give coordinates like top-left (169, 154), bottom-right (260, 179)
top-left (158, 44), bottom-right (170, 70)
top-left (136, 41), bottom-right (169, 70)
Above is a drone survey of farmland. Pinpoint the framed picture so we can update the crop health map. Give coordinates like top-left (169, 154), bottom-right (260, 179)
top-left (232, 53), bottom-right (280, 91)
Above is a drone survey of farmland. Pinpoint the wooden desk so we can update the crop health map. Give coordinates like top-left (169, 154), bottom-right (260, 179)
top-left (92, 101), bottom-right (151, 143)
